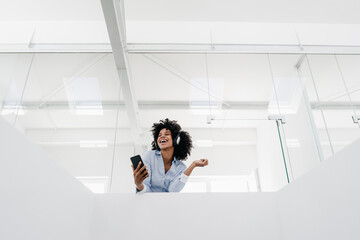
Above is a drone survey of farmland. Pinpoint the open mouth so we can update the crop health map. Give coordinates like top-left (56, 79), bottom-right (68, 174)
top-left (159, 139), bottom-right (168, 144)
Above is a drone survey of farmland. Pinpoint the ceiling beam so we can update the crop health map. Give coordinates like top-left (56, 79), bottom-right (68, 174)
top-left (4, 100), bottom-right (360, 111)
top-left (2, 43), bottom-right (360, 54)
top-left (2, 101), bottom-right (268, 110)
top-left (127, 43), bottom-right (360, 55)
top-left (100, 0), bottom-right (143, 151)
top-left (0, 44), bottom-right (112, 53)
top-left (3, 43), bottom-right (360, 54)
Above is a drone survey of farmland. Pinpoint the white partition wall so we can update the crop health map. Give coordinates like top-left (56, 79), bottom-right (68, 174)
top-left (278, 138), bottom-right (360, 240)
top-left (0, 117), bottom-right (94, 240)
top-left (91, 192), bottom-right (281, 240)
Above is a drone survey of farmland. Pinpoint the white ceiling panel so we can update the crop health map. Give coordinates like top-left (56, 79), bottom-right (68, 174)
top-left (0, 0), bottom-right (104, 21)
top-left (125, 0), bottom-right (360, 23)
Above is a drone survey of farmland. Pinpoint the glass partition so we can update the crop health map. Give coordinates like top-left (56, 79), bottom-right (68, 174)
top-left (2, 52), bottom-right (359, 193)
top-left (267, 54), bottom-right (323, 181)
top-left (0, 53), bottom-right (127, 193)
top-left (299, 55), bottom-right (360, 159)
top-left (0, 54), bottom-right (33, 128)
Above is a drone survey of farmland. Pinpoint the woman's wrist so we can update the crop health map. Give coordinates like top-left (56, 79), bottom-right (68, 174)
top-left (184, 162), bottom-right (196, 176)
top-left (191, 161), bottom-right (197, 168)
top-left (136, 183), bottom-right (144, 191)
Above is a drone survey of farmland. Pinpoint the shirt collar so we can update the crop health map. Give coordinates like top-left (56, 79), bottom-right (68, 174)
top-left (155, 150), bottom-right (180, 165)
top-left (173, 157), bottom-right (179, 165)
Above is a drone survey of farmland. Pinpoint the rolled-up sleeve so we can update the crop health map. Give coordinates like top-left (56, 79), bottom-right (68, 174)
top-left (136, 184), bottom-right (152, 193)
top-left (168, 171), bottom-right (188, 192)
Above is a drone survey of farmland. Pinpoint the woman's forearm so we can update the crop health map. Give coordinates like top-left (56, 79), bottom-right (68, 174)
top-left (184, 162), bottom-right (196, 176)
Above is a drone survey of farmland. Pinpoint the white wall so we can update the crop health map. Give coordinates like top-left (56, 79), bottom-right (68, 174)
top-left (278, 138), bottom-right (360, 240)
top-left (0, 116), bottom-right (94, 240)
top-left (91, 192), bottom-right (281, 240)
top-left (257, 121), bottom-right (288, 191)
top-left (281, 95), bottom-right (322, 179)
top-left (110, 145), bottom-right (136, 193)
top-left (2, 113), bottom-right (360, 240)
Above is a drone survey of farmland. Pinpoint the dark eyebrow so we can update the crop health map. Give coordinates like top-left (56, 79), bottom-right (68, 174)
top-left (158, 130), bottom-right (170, 136)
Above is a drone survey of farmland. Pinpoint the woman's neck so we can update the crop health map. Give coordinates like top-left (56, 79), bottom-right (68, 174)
top-left (161, 148), bottom-right (174, 165)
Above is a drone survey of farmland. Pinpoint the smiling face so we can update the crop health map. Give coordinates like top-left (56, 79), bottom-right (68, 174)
top-left (157, 128), bottom-right (173, 150)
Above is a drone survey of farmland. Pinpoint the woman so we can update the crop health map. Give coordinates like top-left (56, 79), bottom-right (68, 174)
top-left (132, 118), bottom-right (208, 192)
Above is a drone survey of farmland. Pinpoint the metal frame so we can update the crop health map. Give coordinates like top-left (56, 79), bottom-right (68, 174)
top-left (3, 43), bottom-right (360, 54)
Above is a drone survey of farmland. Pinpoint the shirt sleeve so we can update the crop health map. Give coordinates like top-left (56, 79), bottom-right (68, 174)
top-left (136, 184), bottom-right (147, 193)
top-left (168, 166), bottom-right (188, 192)
top-left (136, 151), bottom-right (152, 193)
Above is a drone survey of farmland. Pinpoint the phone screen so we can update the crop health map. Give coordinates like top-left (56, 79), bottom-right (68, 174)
top-left (130, 155), bottom-right (145, 173)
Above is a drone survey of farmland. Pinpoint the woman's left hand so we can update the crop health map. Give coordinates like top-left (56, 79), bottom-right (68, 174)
top-left (193, 159), bottom-right (208, 167)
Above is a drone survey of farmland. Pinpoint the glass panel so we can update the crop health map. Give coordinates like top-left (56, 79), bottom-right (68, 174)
top-left (111, 128), bottom-right (137, 193)
top-left (301, 55), bottom-right (360, 160)
top-left (2, 52), bottom-right (323, 193)
top-left (267, 54), bottom-right (322, 181)
top-left (333, 55), bottom-right (360, 122)
top-left (4, 53), bottom-right (126, 193)
top-left (0, 54), bottom-right (34, 129)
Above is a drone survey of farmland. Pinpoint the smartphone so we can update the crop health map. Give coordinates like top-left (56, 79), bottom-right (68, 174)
top-left (130, 155), bottom-right (146, 174)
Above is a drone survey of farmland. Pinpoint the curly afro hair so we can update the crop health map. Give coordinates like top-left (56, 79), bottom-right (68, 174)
top-left (151, 118), bottom-right (193, 161)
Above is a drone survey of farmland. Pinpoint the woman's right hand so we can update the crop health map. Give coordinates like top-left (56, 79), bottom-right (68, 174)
top-left (131, 162), bottom-right (149, 190)
top-left (193, 158), bottom-right (209, 167)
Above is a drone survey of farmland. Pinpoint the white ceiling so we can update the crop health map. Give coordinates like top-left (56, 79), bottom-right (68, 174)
top-left (0, 0), bottom-right (104, 21)
top-left (2, 0), bottom-right (360, 50)
top-left (2, 0), bottom-right (359, 23)
top-left (125, 0), bottom-right (360, 23)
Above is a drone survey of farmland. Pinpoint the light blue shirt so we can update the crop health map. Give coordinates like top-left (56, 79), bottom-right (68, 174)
top-left (138, 150), bottom-right (189, 193)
